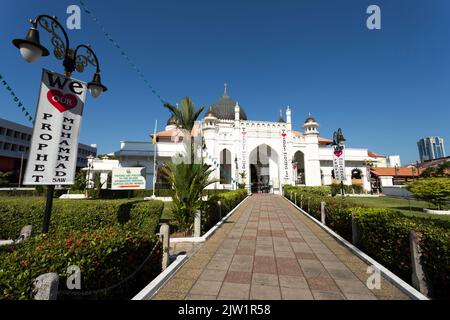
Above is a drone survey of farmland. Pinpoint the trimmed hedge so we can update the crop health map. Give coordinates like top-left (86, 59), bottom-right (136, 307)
top-left (201, 189), bottom-right (247, 233)
top-left (283, 185), bottom-right (450, 299)
top-left (0, 199), bottom-right (164, 300)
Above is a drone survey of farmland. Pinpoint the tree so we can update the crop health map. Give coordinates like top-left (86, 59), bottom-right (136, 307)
top-left (0, 171), bottom-right (13, 187)
top-left (161, 97), bottom-right (217, 234)
top-left (420, 161), bottom-right (450, 178)
top-left (70, 171), bottom-right (87, 192)
top-left (406, 178), bottom-right (450, 210)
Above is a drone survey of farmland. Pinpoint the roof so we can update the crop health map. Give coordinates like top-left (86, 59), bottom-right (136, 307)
top-left (419, 156), bottom-right (450, 169)
top-left (151, 126), bottom-right (200, 139)
top-left (368, 151), bottom-right (385, 158)
top-left (293, 131), bottom-right (332, 144)
top-left (210, 85), bottom-right (247, 120)
top-left (370, 167), bottom-right (421, 177)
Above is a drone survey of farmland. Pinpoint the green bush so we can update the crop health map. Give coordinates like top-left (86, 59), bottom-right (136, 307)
top-left (201, 189), bottom-right (247, 233)
top-left (0, 199), bottom-right (164, 300)
top-left (284, 185), bottom-right (450, 299)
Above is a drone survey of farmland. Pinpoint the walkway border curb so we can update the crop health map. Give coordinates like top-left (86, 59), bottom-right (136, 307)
top-left (132, 196), bottom-right (250, 300)
top-left (283, 196), bottom-right (429, 301)
top-left (170, 196), bottom-right (250, 243)
top-left (132, 254), bottom-right (188, 300)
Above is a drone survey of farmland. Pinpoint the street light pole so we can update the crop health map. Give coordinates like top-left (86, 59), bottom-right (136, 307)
top-left (12, 14), bottom-right (107, 233)
top-left (18, 152), bottom-right (24, 188)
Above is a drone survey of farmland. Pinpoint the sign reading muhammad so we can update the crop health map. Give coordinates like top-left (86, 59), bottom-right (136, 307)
top-left (23, 69), bottom-right (86, 185)
top-left (112, 167), bottom-right (146, 190)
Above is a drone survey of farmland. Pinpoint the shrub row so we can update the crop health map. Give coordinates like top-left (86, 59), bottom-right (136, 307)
top-left (201, 189), bottom-right (247, 233)
top-left (283, 185), bottom-right (450, 300)
top-left (0, 199), bottom-right (164, 300)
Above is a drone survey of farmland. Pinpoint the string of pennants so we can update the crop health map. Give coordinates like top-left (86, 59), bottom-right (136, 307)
top-left (80, 0), bottom-right (241, 184)
top-left (78, 0), bottom-right (166, 105)
top-left (0, 73), bottom-right (34, 123)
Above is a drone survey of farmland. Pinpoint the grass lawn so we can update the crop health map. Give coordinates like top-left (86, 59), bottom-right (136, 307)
top-left (349, 196), bottom-right (450, 222)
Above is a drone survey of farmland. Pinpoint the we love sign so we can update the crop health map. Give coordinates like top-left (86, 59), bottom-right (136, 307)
top-left (332, 144), bottom-right (347, 181)
top-left (23, 69), bottom-right (86, 185)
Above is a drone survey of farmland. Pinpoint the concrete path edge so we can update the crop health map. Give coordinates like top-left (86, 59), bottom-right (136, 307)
top-left (132, 196), bottom-right (250, 300)
top-left (283, 196), bottom-right (429, 301)
top-left (170, 196), bottom-right (251, 243)
top-left (132, 254), bottom-right (188, 300)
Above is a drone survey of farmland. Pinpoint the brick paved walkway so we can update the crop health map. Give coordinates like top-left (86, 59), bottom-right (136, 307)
top-left (152, 195), bottom-right (410, 300)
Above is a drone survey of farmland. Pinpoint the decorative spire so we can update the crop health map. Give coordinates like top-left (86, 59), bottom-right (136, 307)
top-left (278, 109), bottom-right (285, 123)
top-left (223, 83), bottom-right (229, 98)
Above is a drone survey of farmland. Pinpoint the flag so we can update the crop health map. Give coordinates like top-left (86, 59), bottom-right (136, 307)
top-left (152, 133), bottom-right (157, 144)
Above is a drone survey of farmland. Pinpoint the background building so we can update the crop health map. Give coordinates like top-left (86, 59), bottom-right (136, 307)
top-left (0, 117), bottom-right (97, 185)
top-left (417, 136), bottom-right (446, 162)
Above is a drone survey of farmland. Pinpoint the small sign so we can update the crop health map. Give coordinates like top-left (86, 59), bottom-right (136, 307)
top-left (23, 69), bottom-right (86, 185)
top-left (333, 144), bottom-right (347, 181)
top-left (111, 167), bottom-right (146, 190)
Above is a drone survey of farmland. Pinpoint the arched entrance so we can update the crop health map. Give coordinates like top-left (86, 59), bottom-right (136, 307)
top-left (293, 151), bottom-right (305, 185)
top-left (249, 144), bottom-right (279, 193)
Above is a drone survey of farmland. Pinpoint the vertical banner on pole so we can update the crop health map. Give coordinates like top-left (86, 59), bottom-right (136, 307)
top-left (281, 128), bottom-right (289, 182)
top-left (23, 69), bottom-right (87, 185)
top-left (332, 144), bottom-right (346, 181)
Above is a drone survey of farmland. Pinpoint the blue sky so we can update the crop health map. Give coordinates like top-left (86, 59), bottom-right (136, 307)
top-left (1, 0), bottom-right (449, 164)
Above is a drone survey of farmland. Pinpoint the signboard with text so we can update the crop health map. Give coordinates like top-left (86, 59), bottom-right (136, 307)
top-left (23, 69), bottom-right (86, 185)
top-left (111, 167), bottom-right (146, 190)
top-left (332, 144), bottom-right (347, 181)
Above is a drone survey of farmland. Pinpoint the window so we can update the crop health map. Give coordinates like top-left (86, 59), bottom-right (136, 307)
top-left (4, 143), bottom-right (11, 150)
top-left (21, 133), bottom-right (27, 140)
top-left (219, 149), bottom-right (232, 184)
top-left (11, 144), bottom-right (18, 151)
top-left (6, 129), bottom-right (13, 137)
top-left (0, 127), bottom-right (5, 135)
top-left (14, 131), bottom-right (20, 139)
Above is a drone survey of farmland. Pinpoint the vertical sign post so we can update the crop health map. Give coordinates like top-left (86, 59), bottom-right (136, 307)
top-left (332, 128), bottom-right (347, 198)
top-left (23, 69), bottom-right (87, 233)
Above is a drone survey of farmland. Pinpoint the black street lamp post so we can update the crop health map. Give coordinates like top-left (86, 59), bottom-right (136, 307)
top-left (12, 14), bottom-right (107, 233)
top-left (12, 15), bottom-right (107, 94)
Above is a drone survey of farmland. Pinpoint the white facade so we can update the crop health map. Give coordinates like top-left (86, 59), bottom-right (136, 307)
top-left (108, 90), bottom-right (380, 194)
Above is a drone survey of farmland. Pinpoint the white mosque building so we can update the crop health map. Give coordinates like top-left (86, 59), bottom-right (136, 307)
top-left (103, 86), bottom-right (381, 194)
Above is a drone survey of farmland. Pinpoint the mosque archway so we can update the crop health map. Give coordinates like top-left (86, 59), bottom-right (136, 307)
top-left (293, 151), bottom-right (305, 185)
top-left (219, 149), bottom-right (232, 184)
top-left (249, 144), bottom-right (279, 193)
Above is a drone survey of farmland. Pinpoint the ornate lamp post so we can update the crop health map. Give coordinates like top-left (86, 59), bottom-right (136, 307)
top-left (12, 14), bottom-right (107, 233)
top-left (12, 14), bottom-right (107, 96)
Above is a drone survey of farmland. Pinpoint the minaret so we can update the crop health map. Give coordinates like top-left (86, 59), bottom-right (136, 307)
top-left (235, 102), bottom-right (240, 122)
top-left (303, 112), bottom-right (319, 136)
top-left (286, 106), bottom-right (291, 124)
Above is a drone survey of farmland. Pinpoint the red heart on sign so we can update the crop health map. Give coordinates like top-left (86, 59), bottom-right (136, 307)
top-left (242, 131), bottom-right (247, 135)
top-left (47, 89), bottom-right (78, 113)
top-left (282, 133), bottom-right (287, 137)
top-left (334, 150), bottom-right (343, 158)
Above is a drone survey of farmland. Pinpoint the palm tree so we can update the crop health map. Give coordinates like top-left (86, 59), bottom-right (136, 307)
top-left (162, 97), bottom-right (216, 235)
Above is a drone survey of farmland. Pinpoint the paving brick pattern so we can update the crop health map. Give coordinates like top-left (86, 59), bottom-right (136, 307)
top-left (152, 195), bottom-right (410, 300)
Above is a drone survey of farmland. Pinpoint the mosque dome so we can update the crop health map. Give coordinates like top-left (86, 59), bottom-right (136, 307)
top-left (210, 84), bottom-right (247, 120)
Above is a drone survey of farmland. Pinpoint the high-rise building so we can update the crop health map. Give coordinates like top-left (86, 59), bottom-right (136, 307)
top-left (417, 136), bottom-right (446, 162)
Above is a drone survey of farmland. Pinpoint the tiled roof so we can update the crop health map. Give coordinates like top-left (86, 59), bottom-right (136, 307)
top-left (370, 167), bottom-right (421, 177)
top-left (368, 151), bottom-right (384, 158)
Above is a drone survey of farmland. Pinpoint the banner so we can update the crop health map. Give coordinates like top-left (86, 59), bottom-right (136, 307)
top-left (332, 144), bottom-right (346, 181)
top-left (23, 69), bottom-right (86, 185)
top-left (281, 128), bottom-right (289, 181)
top-left (112, 167), bottom-right (146, 190)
